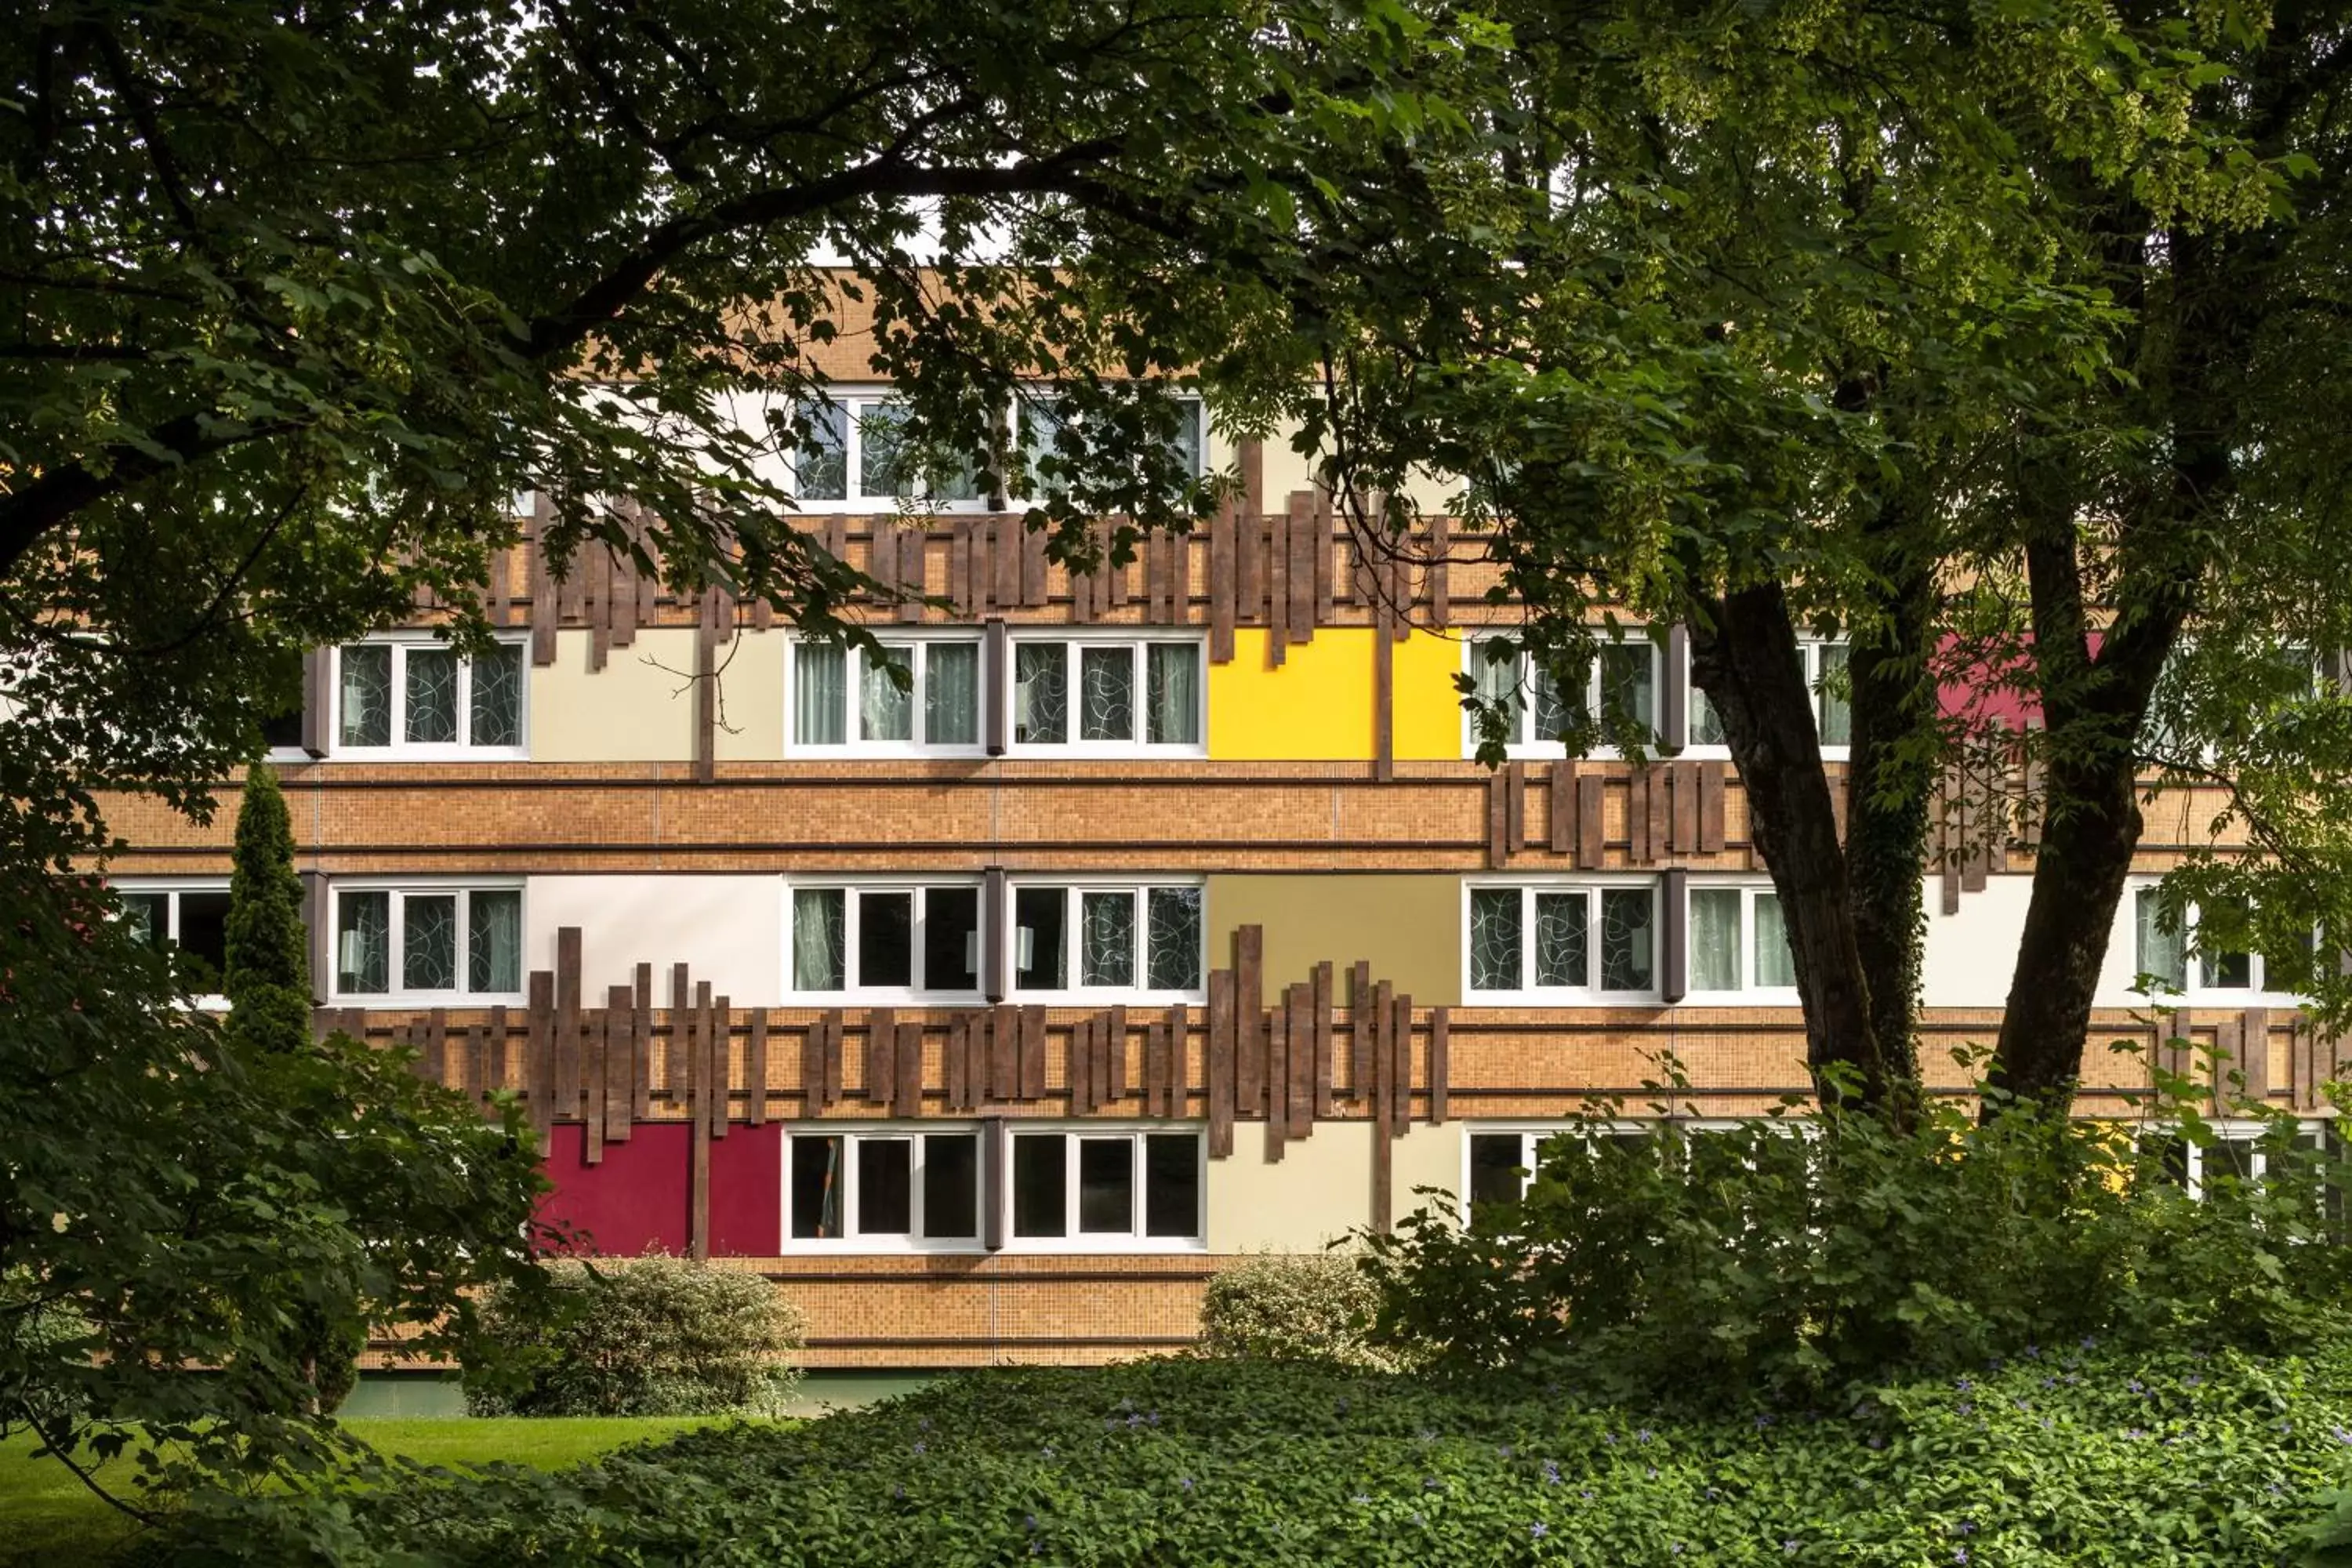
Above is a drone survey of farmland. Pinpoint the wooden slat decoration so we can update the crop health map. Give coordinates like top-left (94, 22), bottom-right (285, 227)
top-left (466, 1022), bottom-right (491, 1104)
top-left (1372, 596), bottom-right (1396, 783)
top-left (1646, 764), bottom-right (1669, 866)
top-left (1390, 994), bottom-right (1414, 1136)
top-left (1549, 762), bottom-right (1574, 855)
top-left (670, 962), bottom-right (694, 1106)
top-left (895, 1019), bottom-right (923, 1116)
top-left (487, 1007), bottom-right (510, 1096)
top-left (964, 1011), bottom-right (989, 1111)
top-left (746, 1012), bottom-right (769, 1127)
top-left (1313, 487), bottom-right (1336, 628)
top-left (1371, 981), bottom-right (1396, 1127)
top-left (945, 1013), bottom-right (968, 1112)
top-left (528, 495), bottom-right (558, 666)
top-left (868, 522), bottom-right (898, 600)
top-left (1287, 490), bottom-right (1316, 644)
top-left (689, 1007), bottom-right (711, 1263)
top-left (554, 927), bottom-right (583, 1122)
top-left (1485, 771), bottom-right (1508, 869)
top-left (862, 1009), bottom-right (894, 1109)
top-left (526, 971), bottom-right (555, 1140)
top-left (1426, 514), bottom-right (1450, 628)
top-left (949, 517), bottom-right (973, 616)
top-left (1207, 969), bottom-right (1236, 1157)
top-left (1428, 1007), bottom-right (1450, 1125)
top-left (426, 1007), bottom-right (449, 1087)
top-left (1349, 960), bottom-right (1374, 1099)
top-left (1021, 1006), bottom-right (1047, 1102)
top-left (488, 537), bottom-right (513, 629)
top-left (1626, 766), bottom-right (1650, 864)
top-left (1312, 961), bottom-right (1334, 1119)
top-left (1237, 490), bottom-right (1264, 627)
top-left (633, 963), bottom-right (654, 1120)
top-left (1286, 983), bottom-right (1313, 1141)
top-left (989, 514), bottom-right (1018, 611)
top-left (583, 1009), bottom-right (607, 1163)
top-left (702, 984), bottom-right (727, 1139)
top-left (1069, 1016), bottom-right (1094, 1115)
top-left (1145, 1018), bottom-right (1169, 1117)
top-left (1508, 763), bottom-right (1528, 850)
top-left (798, 1017), bottom-right (825, 1119)
top-left (1105, 1005), bottom-right (1127, 1103)
top-left (901, 530), bottom-right (928, 622)
top-left (1267, 495), bottom-right (1290, 665)
top-left (1699, 764), bottom-right (1727, 853)
top-left (1162, 1002), bottom-right (1186, 1115)
top-left (991, 1002), bottom-right (1018, 1102)
top-left (1577, 773), bottom-right (1606, 868)
top-left (1109, 521), bottom-right (1132, 610)
top-left (1209, 499), bottom-right (1236, 661)
top-left (1369, 989), bottom-right (1393, 1236)
top-left (603, 984), bottom-right (633, 1144)
top-left (2213, 1012), bottom-right (2244, 1102)
top-left (586, 541), bottom-right (611, 672)
top-left (1671, 761), bottom-right (1700, 854)
top-left (1022, 526), bottom-right (1049, 608)
top-left (1265, 1006), bottom-right (1289, 1162)
top-left (826, 1012), bottom-right (846, 1109)
top-left (691, 591), bottom-right (718, 784)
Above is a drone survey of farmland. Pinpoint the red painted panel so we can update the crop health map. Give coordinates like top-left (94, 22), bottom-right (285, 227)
top-left (709, 1122), bottom-right (782, 1257)
top-left (539, 1121), bottom-right (691, 1257)
top-left (1933, 630), bottom-right (2104, 736)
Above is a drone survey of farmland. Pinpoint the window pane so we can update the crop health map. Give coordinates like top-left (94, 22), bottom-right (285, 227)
top-left (260, 701), bottom-right (304, 752)
top-left (2136, 888), bottom-right (2186, 992)
top-left (1468, 1134), bottom-right (1526, 1219)
top-left (922, 1134), bottom-right (980, 1240)
top-left (466, 890), bottom-right (522, 993)
top-left (1145, 887), bottom-right (1203, 992)
top-left (927, 448), bottom-right (984, 503)
top-left (1014, 887), bottom-right (1066, 989)
top-left (1469, 889), bottom-right (1523, 991)
top-left (1690, 685), bottom-right (1727, 746)
top-left (793, 888), bottom-right (847, 990)
top-left (1012, 1134), bottom-right (1066, 1238)
top-left (1080, 891), bottom-right (1135, 987)
top-left (1145, 644), bottom-right (1200, 745)
top-left (2212, 1135), bottom-right (2258, 1186)
top-left (405, 648), bottom-right (460, 744)
top-left (1754, 893), bottom-right (1796, 989)
top-left (1689, 889), bottom-right (1743, 992)
top-left (795, 644), bottom-right (848, 745)
top-left (1144, 1134), bottom-right (1200, 1238)
top-left (1473, 642), bottom-right (1523, 743)
top-left (1079, 645), bottom-right (1134, 741)
top-left (1531, 661), bottom-right (1577, 744)
top-left (336, 891), bottom-right (390, 994)
top-left (860, 646), bottom-right (914, 742)
top-left (338, 645), bottom-right (392, 747)
top-left (120, 891), bottom-right (169, 949)
top-left (924, 887), bottom-right (981, 993)
top-left (1078, 1137), bottom-right (1134, 1233)
top-left (2201, 947), bottom-right (2253, 989)
top-left (1815, 643), bottom-right (1852, 746)
top-left (1533, 892), bottom-right (1587, 988)
top-left (925, 642), bottom-right (981, 746)
top-left (1167, 398), bottom-right (1204, 483)
top-left (857, 402), bottom-right (912, 496)
top-left (468, 648), bottom-right (523, 747)
top-left (176, 889), bottom-right (233, 984)
top-left (1601, 644), bottom-right (1655, 741)
top-left (858, 891), bottom-right (913, 989)
top-left (1014, 643), bottom-right (1068, 744)
top-left (858, 1139), bottom-right (913, 1235)
top-left (1020, 396), bottom-right (1072, 498)
top-left (1600, 887), bottom-right (1654, 992)
top-left (791, 1135), bottom-right (845, 1239)
top-left (796, 401), bottom-right (848, 501)
top-left (404, 893), bottom-right (459, 992)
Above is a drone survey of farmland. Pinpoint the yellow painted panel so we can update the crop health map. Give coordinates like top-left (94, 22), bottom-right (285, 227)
top-left (1393, 629), bottom-right (1467, 760)
top-left (530, 629), bottom-right (696, 762)
top-left (1207, 873), bottom-right (1461, 1006)
top-left (1207, 629), bottom-right (1375, 760)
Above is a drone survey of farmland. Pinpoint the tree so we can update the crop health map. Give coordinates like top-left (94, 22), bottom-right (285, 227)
top-left (223, 762), bottom-right (311, 1057)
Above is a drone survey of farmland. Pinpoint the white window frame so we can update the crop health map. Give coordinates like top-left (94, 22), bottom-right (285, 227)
top-left (1462, 632), bottom-right (1662, 760)
top-left (1012, 390), bottom-right (1207, 505)
top-left (328, 634), bottom-right (529, 760)
top-left (1004, 1124), bottom-right (1207, 1254)
top-left (327, 878), bottom-right (528, 1005)
top-left (1006, 879), bottom-right (1207, 1004)
top-left (1680, 877), bottom-right (1802, 1004)
top-left (1679, 635), bottom-right (1851, 761)
top-left (782, 877), bottom-right (988, 1005)
top-left (781, 1123), bottom-right (988, 1254)
top-left (1006, 631), bottom-right (1208, 757)
top-left (785, 633), bottom-right (987, 757)
top-left (1462, 877), bottom-right (1662, 1004)
top-left (1461, 1119), bottom-right (1815, 1232)
top-left (2124, 879), bottom-right (2312, 1007)
top-left (112, 877), bottom-right (234, 1007)
top-left (2137, 1120), bottom-right (2327, 1200)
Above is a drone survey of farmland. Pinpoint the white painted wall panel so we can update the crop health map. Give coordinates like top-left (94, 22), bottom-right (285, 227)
top-left (1919, 874), bottom-right (2034, 1007)
top-left (524, 874), bottom-right (782, 1004)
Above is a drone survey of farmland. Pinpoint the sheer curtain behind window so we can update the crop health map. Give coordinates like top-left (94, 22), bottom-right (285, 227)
top-left (1689, 888), bottom-right (1743, 991)
top-left (794, 888), bottom-right (847, 990)
top-left (796, 644), bottom-right (847, 745)
top-left (927, 643), bottom-right (981, 745)
top-left (1147, 645), bottom-right (1200, 744)
top-left (1754, 893), bottom-right (1796, 989)
top-left (468, 890), bottom-right (522, 993)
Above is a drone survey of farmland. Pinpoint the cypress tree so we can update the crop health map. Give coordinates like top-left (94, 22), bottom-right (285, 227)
top-left (223, 760), bottom-right (313, 1054)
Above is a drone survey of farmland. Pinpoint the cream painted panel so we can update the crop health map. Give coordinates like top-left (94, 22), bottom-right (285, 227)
top-left (713, 629), bottom-right (785, 761)
top-left (1919, 874), bottom-right (2034, 1008)
top-left (524, 874), bottom-right (782, 1004)
top-left (1391, 1122), bottom-right (1466, 1224)
top-left (529, 628), bottom-right (697, 761)
top-left (1206, 1122), bottom-right (1374, 1251)
top-left (1210, 421), bottom-right (1456, 517)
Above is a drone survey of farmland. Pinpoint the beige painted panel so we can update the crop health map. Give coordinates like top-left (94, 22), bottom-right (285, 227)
top-left (1392, 1121), bottom-right (1465, 1224)
top-left (1207, 1121), bottom-right (1374, 1250)
top-left (1206, 873), bottom-right (1461, 1004)
top-left (530, 629), bottom-right (697, 762)
top-left (1210, 421), bottom-right (1456, 517)
top-left (713, 629), bottom-right (785, 761)
top-left (524, 873), bottom-right (782, 1004)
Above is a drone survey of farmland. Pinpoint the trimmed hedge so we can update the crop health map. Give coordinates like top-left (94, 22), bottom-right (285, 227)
top-left (173, 1349), bottom-right (2352, 1565)
top-left (1196, 1250), bottom-right (1396, 1370)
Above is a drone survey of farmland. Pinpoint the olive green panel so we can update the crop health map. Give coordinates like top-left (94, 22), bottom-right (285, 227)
top-left (1204, 874), bottom-right (1461, 1006)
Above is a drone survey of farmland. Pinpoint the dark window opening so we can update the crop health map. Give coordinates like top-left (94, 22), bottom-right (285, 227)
top-left (1012, 1134), bottom-right (1066, 1237)
top-left (791, 1136), bottom-right (845, 1239)
top-left (858, 891), bottom-right (913, 989)
top-left (922, 1134), bottom-right (980, 1240)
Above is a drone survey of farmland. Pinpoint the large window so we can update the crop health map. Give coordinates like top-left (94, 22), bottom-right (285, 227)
top-left (1011, 1128), bottom-right (1203, 1247)
top-left (332, 884), bottom-right (524, 1001)
top-left (1687, 638), bottom-right (1849, 753)
top-left (1467, 635), bottom-right (1657, 756)
top-left (1011, 635), bottom-right (1204, 752)
top-left (1017, 394), bottom-right (1204, 503)
top-left (788, 882), bottom-right (983, 1000)
top-left (791, 390), bottom-right (1206, 510)
top-left (1682, 881), bottom-right (1799, 1000)
top-left (1465, 1125), bottom-right (1658, 1225)
top-left (117, 881), bottom-right (232, 997)
top-left (2130, 884), bottom-right (2310, 1002)
top-left (2139, 1122), bottom-right (2329, 1200)
top-left (1011, 883), bottom-right (1204, 999)
top-left (790, 637), bottom-right (982, 753)
top-left (332, 639), bottom-right (526, 757)
top-left (1466, 882), bottom-right (1657, 999)
top-left (787, 1128), bottom-right (982, 1248)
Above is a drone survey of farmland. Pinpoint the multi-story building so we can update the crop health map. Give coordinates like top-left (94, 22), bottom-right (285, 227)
top-left (103, 356), bottom-right (2347, 1377)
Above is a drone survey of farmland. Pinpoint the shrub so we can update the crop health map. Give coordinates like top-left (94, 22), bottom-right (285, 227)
top-left (168, 1351), bottom-right (2352, 1565)
top-left (1196, 1250), bottom-right (1395, 1370)
top-left (1361, 1076), bottom-right (2352, 1407)
top-left (463, 1253), bottom-right (804, 1417)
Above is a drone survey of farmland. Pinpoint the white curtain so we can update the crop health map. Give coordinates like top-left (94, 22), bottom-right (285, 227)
top-left (1690, 888), bottom-right (1743, 992)
top-left (1754, 893), bottom-right (1796, 989)
top-left (1815, 642), bottom-right (1853, 745)
top-left (795, 643), bottom-right (847, 745)
top-left (861, 644), bottom-right (913, 742)
top-left (467, 889), bottom-right (522, 993)
top-left (2136, 888), bottom-right (2187, 991)
top-left (1146, 644), bottom-right (1200, 744)
top-left (926, 642), bottom-right (981, 745)
top-left (793, 889), bottom-right (846, 991)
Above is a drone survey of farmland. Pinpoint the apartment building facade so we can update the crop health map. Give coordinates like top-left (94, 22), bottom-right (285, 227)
top-left (100, 397), bottom-right (2346, 1371)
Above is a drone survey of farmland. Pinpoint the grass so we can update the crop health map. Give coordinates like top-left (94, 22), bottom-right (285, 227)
top-left (0, 1416), bottom-right (748, 1567)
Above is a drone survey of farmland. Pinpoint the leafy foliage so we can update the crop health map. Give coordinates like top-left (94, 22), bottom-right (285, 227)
top-left (158, 1352), bottom-right (2352, 1566)
top-left (463, 1254), bottom-right (804, 1419)
top-left (223, 761), bottom-right (311, 1056)
top-left (1196, 1250), bottom-right (1397, 1372)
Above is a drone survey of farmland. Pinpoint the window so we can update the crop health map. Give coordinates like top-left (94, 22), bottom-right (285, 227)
top-left (1687, 638), bottom-right (1849, 752)
top-left (1465, 1126), bottom-right (1657, 1225)
top-left (117, 882), bottom-right (233, 996)
top-left (1467, 634), bottom-right (1657, 755)
top-left (1466, 882), bottom-right (1657, 998)
top-left (2138, 1122), bottom-right (2328, 1200)
top-left (2129, 884), bottom-right (2310, 1002)
top-left (1011, 636), bottom-right (1204, 751)
top-left (1010, 1128), bottom-right (1203, 1247)
top-left (786, 1128), bottom-right (982, 1249)
top-left (332, 639), bottom-right (525, 756)
top-left (1683, 882), bottom-right (1798, 999)
top-left (788, 882), bottom-right (983, 999)
top-left (790, 637), bottom-right (983, 753)
top-left (1017, 393), bottom-right (1205, 503)
top-left (332, 884), bottom-right (523, 1000)
top-left (791, 395), bottom-right (985, 507)
top-left (1011, 883), bottom-right (1203, 998)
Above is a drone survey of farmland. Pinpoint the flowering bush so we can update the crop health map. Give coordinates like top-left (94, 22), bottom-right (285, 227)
top-left (462, 1253), bottom-right (804, 1417)
top-left (1196, 1250), bottom-right (1397, 1370)
top-left (171, 1349), bottom-right (2352, 1564)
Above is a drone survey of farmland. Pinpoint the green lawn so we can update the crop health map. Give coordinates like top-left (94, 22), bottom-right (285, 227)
top-left (0, 1417), bottom-right (744, 1568)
